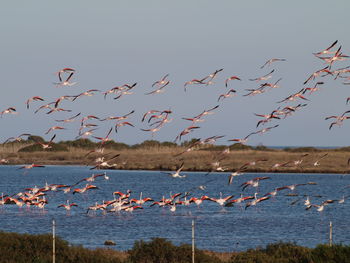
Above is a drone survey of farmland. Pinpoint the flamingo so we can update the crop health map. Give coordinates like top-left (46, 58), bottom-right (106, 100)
top-left (0, 107), bottom-right (17, 118)
top-left (217, 89), bottom-right (236, 102)
top-left (145, 81), bottom-right (170, 95)
top-left (73, 184), bottom-right (99, 194)
top-left (92, 127), bottom-right (113, 146)
top-left (225, 194), bottom-right (255, 207)
top-left (313, 40), bottom-right (338, 57)
top-left (72, 89), bottom-right (101, 101)
top-left (245, 193), bottom-right (271, 209)
top-left (325, 110), bottom-right (350, 129)
top-left (130, 192), bottom-right (153, 205)
top-left (53, 72), bottom-right (77, 87)
top-left (302, 82), bottom-right (324, 95)
top-left (303, 66), bottom-right (332, 85)
top-left (121, 205), bottom-right (143, 212)
top-left (208, 192), bottom-right (234, 206)
top-left (174, 126), bottom-right (200, 142)
top-left (184, 77), bottom-right (209, 91)
top-left (225, 76), bottom-right (241, 87)
top-left (57, 200), bottom-right (78, 211)
top-left (34, 134), bottom-right (56, 150)
top-left (17, 164), bottom-right (45, 170)
top-left (312, 153), bottom-right (328, 166)
top-left (260, 58), bottom-right (286, 69)
top-left (241, 176), bottom-right (270, 191)
top-left (189, 195), bottom-right (210, 207)
top-left (25, 96), bottom-right (44, 109)
top-left (249, 69), bottom-right (274, 82)
top-left (45, 126), bottom-right (65, 135)
top-left (46, 107), bottom-right (72, 115)
top-left (4, 133), bottom-right (31, 144)
top-left (162, 162), bottom-right (187, 178)
top-left (89, 154), bottom-right (120, 170)
top-left (115, 121), bottom-right (134, 133)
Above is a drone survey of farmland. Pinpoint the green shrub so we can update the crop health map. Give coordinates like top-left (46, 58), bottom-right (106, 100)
top-left (60, 138), bottom-right (96, 148)
top-left (231, 242), bottom-right (312, 263)
top-left (311, 244), bottom-right (350, 263)
top-left (128, 238), bottom-right (221, 263)
top-left (0, 231), bottom-right (122, 263)
top-left (229, 143), bottom-right (253, 150)
top-left (132, 140), bottom-right (161, 149)
top-left (283, 147), bottom-right (321, 153)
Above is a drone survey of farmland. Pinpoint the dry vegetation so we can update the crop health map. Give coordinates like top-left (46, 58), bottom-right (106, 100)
top-left (1, 141), bottom-right (350, 174)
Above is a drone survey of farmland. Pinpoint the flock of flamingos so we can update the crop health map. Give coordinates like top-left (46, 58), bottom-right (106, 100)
top-left (0, 40), bottom-right (350, 216)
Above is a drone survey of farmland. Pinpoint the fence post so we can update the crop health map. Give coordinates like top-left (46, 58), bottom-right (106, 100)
top-left (53, 219), bottom-right (56, 263)
top-left (329, 221), bottom-right (333, 246)
top-left (192, 220), bottom-right (195, 263)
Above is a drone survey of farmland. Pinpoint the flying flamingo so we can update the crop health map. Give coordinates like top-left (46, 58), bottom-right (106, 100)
top-left (249, 69), bottom-right (275, 82)
top-left (260, 58), bottom-right (286, 69)
top-left (25, 96), bottom-right (44, 109)
top-left (0, 107), bottom-right (17, 118)
top-left (162, 162), bottom-right (187, 178)
top-left (313, 40), bottom-right (338, 57)
top-left (57, 200), bottom-right (78, 211)
top-left (225, 76), bottom-right (241, 87)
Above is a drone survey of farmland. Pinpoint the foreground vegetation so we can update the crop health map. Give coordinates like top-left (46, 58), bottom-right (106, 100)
top-left (1, 231), bottom-right (350, 263)
top-left (1, 137), bottom-right (350, 173)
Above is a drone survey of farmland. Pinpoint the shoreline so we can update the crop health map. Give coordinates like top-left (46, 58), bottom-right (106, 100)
top-left (1, 146), bottom-right (350, 174)
top-left (1, 159), bottom-right (349, 175)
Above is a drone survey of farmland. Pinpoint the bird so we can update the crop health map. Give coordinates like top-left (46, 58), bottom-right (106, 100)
top-left (313, 40), bottom-right (338, 57)
top-left (174, 126), bottom-right (200, 142)
top-left (34, 134), bottom-right (56, 150)
top-left (225, 76), bottom-right (241, 87)
top-left (4, 133), bottom-right (31, 144)
top-left (184, 77), bottom-right (208, 91)
top-left (217, 89), bottom-right (236, 102)
top-left (45, 126), bottom-right (65, 135)
top-left (260, 58), bottom-right (286, 69)
top-left (53, 72), bottom-right (77, 87)
top-left (241, 176), bottom-right (270, 191)
top-left (152, 74), bottom-right (170, 87)
top-left (57, 200), bottom-right (78, 211)
top-left (245, 193), bottom-right (270, 209)
top-left (0, 107), bottom-right (17, 118)
top-left (207, 192), bottom-right (234, 206)
top-left (25, 96), bottom-right (44, 109)
top-left (312, 153), bottom-right (328, 166)
top-left (73, 184), bottom-right (99, 194)
top-left (55, 112), bottom-right (81, 123)
top-left (249, 69), bottom-right (275, 81)
top-left (228, 167), bottom-right (247, 185)
top-left (17, 164), bottom-right (45, 170)
top-left (162, 162), bottom-right (187, 178)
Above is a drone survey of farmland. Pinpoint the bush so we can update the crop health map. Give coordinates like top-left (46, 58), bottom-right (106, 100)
top-left (283, 147), bottom-right (321, 153)
top-left (103, 141), bottom-right (130, 150)
top-left (160, 141), bottom-right (178, 148)
top-left (60, 138), bottom-right (96, 148)
top-left (231, 242), bottom-right (312, 263)
top-left (132, 140), bottom-right (161, 149)
top-left (311, 244), bottom-right (350, 263)
top-left (0, 231), bottom-right (122, 263)
top-left (128, 238), bottom-right (221, 263)
top-left (229, 143), bottom-right (253, 150)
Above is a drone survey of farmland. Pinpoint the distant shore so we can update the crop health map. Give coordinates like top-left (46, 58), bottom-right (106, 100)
top-left (1, 143), bottom-right (349, 174)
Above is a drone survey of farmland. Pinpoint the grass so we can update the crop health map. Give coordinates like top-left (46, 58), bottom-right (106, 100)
top-left (1, 142), bottom-right (350, 174)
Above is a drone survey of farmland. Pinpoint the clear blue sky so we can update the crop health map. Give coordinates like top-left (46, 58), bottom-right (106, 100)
top-left (1, 1), bottom-right (350, 147)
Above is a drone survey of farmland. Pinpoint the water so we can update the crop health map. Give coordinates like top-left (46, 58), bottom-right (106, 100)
top-left (0, 165), bottom-right (349, 252)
